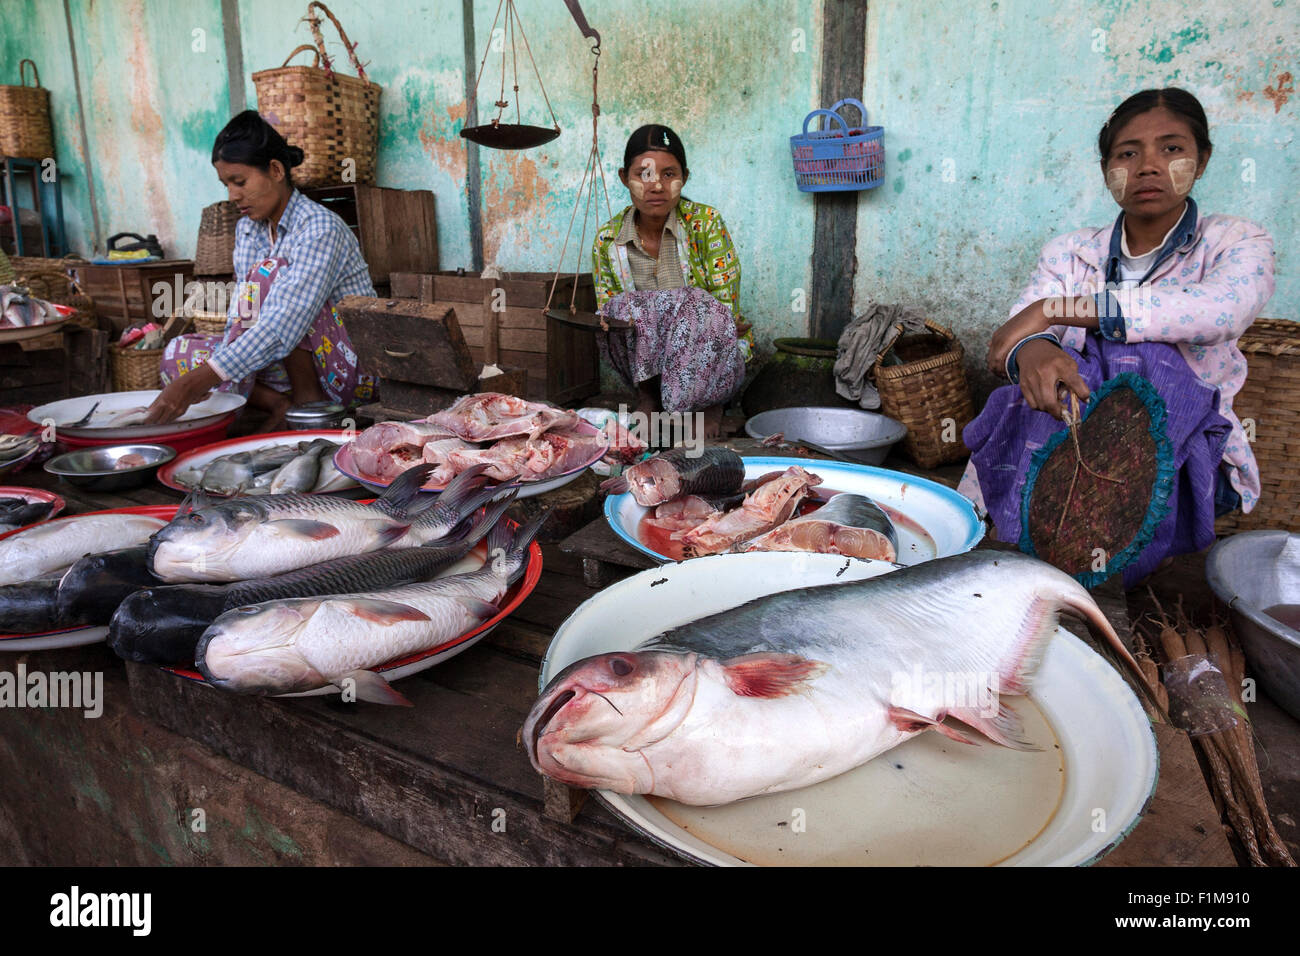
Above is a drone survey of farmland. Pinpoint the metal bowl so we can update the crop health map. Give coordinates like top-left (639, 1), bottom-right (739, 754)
top-left (1206, 530), bottom-right (1300, 721)
top-left (744, 406), bottom-right (908, 465)
top-left (44, 443), bottom-right (177, 492)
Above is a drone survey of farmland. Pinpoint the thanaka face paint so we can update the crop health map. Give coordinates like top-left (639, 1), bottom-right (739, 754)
top-left (627, 156), bottom-right (682, 204)
top-left (1168, 157), bottom-right (1197, 195)
top-left (1105, 167), bottom-right (1128, 202)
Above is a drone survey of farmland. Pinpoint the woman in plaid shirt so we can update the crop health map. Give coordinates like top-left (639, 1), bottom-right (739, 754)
top-left (146, 111), bottom-right (375, 430)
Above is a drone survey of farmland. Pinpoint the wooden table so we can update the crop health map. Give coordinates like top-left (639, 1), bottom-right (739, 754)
top-left (2, 456), bottom-right (1237, 866)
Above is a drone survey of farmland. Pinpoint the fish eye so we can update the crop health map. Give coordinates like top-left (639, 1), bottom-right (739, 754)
top-left (610, 657), bottom-right (634, 677)
top-left (187, 513), bottom-right (205, 524)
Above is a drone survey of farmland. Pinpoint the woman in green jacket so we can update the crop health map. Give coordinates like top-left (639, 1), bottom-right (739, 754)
top-left (592, 125), bottom-right (753, 438)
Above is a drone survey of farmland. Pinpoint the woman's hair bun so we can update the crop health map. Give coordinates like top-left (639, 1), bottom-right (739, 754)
top-left (212, 109), bottom-right (305, 180)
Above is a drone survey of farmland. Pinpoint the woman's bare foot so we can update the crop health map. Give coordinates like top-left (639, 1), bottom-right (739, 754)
top-left (636, 378), bottom-right (660, 418)
top-left (702, 404), bottom-right (724, 440)
top-left (248, 384), bottom-right (291, 434)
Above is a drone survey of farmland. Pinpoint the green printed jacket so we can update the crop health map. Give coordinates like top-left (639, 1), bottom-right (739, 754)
top-left (592, 198), bottom-right (755, 360)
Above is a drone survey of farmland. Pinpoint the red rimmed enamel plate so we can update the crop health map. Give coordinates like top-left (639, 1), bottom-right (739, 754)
top-left (0, 486), bottom-right (66, 524)
top-left (159, 533), bottom-right (543, 695)
top-left (157, 429), bottom-right (356, 495)
top-left (0, 504), bottom-right (178, 651)
top-left (334, 419), bottom-right (608, 500)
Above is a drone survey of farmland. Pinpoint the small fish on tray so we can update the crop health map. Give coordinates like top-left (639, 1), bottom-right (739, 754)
top-left (174, 438), bottom-right (356, 497)
top-left (0, 434), bottom-right (40, 465)
top-left (0, 495), bottom-right (58, 534)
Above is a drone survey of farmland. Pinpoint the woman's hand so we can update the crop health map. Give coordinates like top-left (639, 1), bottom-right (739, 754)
top-left (142, 364), bottom-right (220, 425)
top-left (987, 300), bottom-right (1050, 376)
top-left (1015, 339), bottom-right (1090, 420)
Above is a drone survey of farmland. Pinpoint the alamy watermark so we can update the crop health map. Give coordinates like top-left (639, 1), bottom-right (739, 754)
top-left (617, 404), bottom-right (704, 456)
top-left (890, 663), bottom-right (1001, 718)
top-left (0, 664), bottom-right (103, 718)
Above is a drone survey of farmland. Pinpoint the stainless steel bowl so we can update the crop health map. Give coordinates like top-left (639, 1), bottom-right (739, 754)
top-left (285, 401), bottom-right (346, 431)
top-left (44, 443), bottom-right (177, 492)
top-left (744, 407), bottom-right (908, 466)
top-left (1206, 530), bottom-right (1300, 721)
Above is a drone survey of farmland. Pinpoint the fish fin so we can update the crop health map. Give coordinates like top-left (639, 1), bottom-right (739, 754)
top-left (372, 520), bottom-right (412, 546)
top-left (344, 598), bottom-right (430, 624)
top-left (949, 702), bottom-right (1040, 752)
top-left (1000, 595), bottom-right (1062, 695)
top-left (336, 669), bottom-right (413, 707)
top-left (454, 595), bottom-right (499, 621)
top-left (887, 706), bottom-right (979, 746)
top-left (599, 474), bottom-right (629, 495)
top-left (376, 462), bottom-right (438, 518)
top-left (264, 519), bottom-right (341, 541)
top-left (719, 653), bottom-right (828, 698)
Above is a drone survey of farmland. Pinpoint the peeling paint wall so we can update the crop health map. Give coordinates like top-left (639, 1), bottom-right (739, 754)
top-left (855, 0), bottom-right (1298, 369)
top-left (4, 0), bottom-right (1294, 356)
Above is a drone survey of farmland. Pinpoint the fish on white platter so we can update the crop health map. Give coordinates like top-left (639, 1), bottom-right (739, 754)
top-left (523, 550), bottom-right (1158, 806)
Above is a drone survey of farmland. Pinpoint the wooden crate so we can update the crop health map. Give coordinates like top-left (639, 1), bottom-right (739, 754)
top-left (305, 185), bottom-right (437, 285)
top-left (70, 260), bottom-right (194, 333)
top-left (388, 270), bottom-right (600, 405)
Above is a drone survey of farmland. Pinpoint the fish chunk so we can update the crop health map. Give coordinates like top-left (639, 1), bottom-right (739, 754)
top-left (677, 466), bottom-right (822, 556)
top-left (740, 493), bottom-right (899, 562)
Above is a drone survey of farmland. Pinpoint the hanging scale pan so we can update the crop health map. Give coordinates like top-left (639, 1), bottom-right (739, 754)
top-left (461, 0), bottom-right (598, 150)
top-left (461, 123), bottom-right (559, 150)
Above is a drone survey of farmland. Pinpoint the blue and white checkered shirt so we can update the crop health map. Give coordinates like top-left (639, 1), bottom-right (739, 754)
top-left (207, 189), bottom-right (375, 383)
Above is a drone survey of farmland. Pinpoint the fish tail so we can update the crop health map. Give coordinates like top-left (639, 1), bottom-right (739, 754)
top-left (436, 463), bottom-right (492, 509)
top-left (176, 488), bottom-right (212, 517)
top-left (450, 488), bottom-right (518, 550)
top-left (1059, 589), bottom-right (1165, 713)
top-left (488, 508), bottom-right (550, 585)
top-left (375, 462), bottom-right (438, 517)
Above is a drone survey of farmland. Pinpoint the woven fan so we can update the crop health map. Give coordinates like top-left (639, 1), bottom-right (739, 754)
top-left (1019, 372), bottom-right (1175, 587)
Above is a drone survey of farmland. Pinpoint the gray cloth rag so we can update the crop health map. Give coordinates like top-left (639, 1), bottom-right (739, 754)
top-left (834, 303), bottom-right (929, 409)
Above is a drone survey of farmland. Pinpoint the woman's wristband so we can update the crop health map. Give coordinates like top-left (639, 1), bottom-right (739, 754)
top-left (1005, 332), bottom-right (1062, 384)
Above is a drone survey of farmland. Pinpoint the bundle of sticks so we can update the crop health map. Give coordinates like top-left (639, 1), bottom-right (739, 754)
top-left (1137, 591), bottom-right (1295, 867)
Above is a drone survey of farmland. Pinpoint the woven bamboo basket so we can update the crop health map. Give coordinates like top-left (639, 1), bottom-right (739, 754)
top-left (251, 3), bottom-right (380, 189)
top-left (13, 269), bottom-right (97, 330)
top-left (1216, 317), bottom-right (1300, 534)
top-left (0, 60), bottom-right (54, 160)
top-left (186, 309), bottom-right (228, 337)
top-left (194, 200), bottom-right (241, 275)
top-left (873, 319), bottom-right (975, 468)
top-left (110, 343), bottom-right (167, 392)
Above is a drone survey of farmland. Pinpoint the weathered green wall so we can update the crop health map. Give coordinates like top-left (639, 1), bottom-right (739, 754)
top-left (856, 0), bottom-right (1298, 357)
top-left (3, 0), bottom-right (1295, 355)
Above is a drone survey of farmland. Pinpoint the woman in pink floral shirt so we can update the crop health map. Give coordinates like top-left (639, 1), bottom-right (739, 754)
top-left (961, 88), bottom-right (1276, 585)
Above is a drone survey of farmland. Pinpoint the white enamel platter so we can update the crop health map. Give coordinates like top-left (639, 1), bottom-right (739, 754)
top-left (334, 419), bottom-right (608, 500)
top-left (29, 390), bottom-right (246, 439)
top-left (605, 456), bottom-right (984, 565)
top-left (538, 553), bottom-right (1159, 867)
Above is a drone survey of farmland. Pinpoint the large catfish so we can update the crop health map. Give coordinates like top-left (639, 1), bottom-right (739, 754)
top-left (524, 550), bottom-right (1156, 806)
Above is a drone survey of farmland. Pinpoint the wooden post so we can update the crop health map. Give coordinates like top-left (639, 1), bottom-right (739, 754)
top-left (810, 0), bottom-right (868, 342)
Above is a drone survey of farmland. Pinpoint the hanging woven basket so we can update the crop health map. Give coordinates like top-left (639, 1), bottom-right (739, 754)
top-left (0, 60), bottom-right (54, 160)
top-left (251, 3), bottom-right (381, 189)
top-left (194, 200), bottom-right (241, 276)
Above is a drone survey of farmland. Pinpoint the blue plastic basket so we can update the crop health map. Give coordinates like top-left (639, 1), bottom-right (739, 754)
top-left (790, 98), bottom-right (884, 193)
